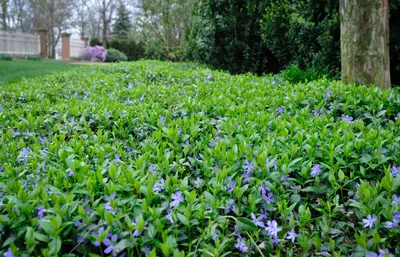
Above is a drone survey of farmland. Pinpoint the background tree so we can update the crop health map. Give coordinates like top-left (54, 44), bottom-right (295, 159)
top-left (340, 0), bottom-right (391, 89)
top-left (93, 0), bottom-right (115, 48)
top-left (1, 0), bottom-right (8, 30)
top-left (114, 1), bottom-right (131, 39)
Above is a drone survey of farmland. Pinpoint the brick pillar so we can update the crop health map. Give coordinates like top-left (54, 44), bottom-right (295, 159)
top-left (61, 33), bottom-right (71, 60)
top-left (81, 37), bottom-right (89, 47)
top-left (34, 29), bottom-right (48, 58)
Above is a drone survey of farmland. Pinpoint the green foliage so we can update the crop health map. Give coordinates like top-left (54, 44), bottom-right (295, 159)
top-left (108, 39), bottom-right (145, 61)
top-left (188, 0), bottom-right (278, 75)
top-left (89, 38), bottom-right (102, 47)
top-left (25, 55), bottom-right (43, 61)
top-left (260, 0), bottom-right (340, 77)
top-left (0, 54), bottom-right (13, 61)
top-left (1, 61), bottom-right (400, 256)
top-left (113, 2), bottom-right (131, 39)
top-left (282, 64), bottom-right (322, 84)
top-left (105, 48), bottom-right (128, 62)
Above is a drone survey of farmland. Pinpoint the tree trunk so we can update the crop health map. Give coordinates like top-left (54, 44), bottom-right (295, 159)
top-left (1, 0), bottom-right (7, 31)
top-left (340, 0), bottom-right (391, 89)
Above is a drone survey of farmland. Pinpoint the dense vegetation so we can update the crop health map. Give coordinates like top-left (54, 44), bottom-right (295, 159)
top-left (0, 61), bottom-right (399, 256)
top-left (189, 0), bottom-right (400, 83)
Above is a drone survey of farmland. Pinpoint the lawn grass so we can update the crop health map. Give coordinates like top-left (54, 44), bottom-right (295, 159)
top-left (0, 59), bottom-right (80, 84)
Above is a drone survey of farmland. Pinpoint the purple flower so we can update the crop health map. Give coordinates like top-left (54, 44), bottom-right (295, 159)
top-left (242, 160), bottom-right (254, 172)
top-left (395, 113), bottom-right (400, 120)
top-left (141, 246), bottom-right (152, 256)
top-left (366, 253), bottom-right (378, 257)
top-left (310, 164), bottom-right (322, 177)
top-left (392, 195), bottom-right (400, 206)
top-left (265, 220), bottom-right (282, 238)
top-left (166, 210), bottom-right (174, 224)
top-left (114, 154), bottom-right (121, 164)
top-left (225, 199), bottom-right (236, 214)
top-left (227, 180), bottom-right (236, 193)
top-left (194, 177), bottom-right (203, 188)
top-left (170, 191), bottom-right (184, 208)
top-left (271, 236), bottom-right (281, 245)
top-left (311, 109), bottom-right (319, 116)
top-left (153, 178), bottom-right (165, 193)
top-left (262, 192), bottom-right (275, 204)
top-left (103, 234), bottom-right (118, 255)
top-left (234, 237), bottom-right (248, 253)
top-left (385, 220), bottom-right (399, 228)
top-left (3, 248), bottom-right (14, 257)
top-left (378, 249), bottom-right (394, 257)
top-left (20, 147), bottom-right (31, 162)
top-left (391, 165), bottom-right (400, 177)
top-left (206, 74), bottom-right (212, 80)
top-left (251, 213), bottom-right (265, 228)
top-left (128, 83), bottom-right (133, 89)
top-left (37, 206), bottom-right (45, 219)
top-left (233, 225), bottom-right (240, 237)
top-left (105, 193), bottom-right (116, 213)
top-left (286, 229), bottom-right (298, 243)
top-left (149, 165), bottom-right (157, 175)
top-left (212, 231), bottom-right (220, 240)
top-left (341, 114), bottom-right (353, 123)
top-left (362, 214), bottom-right (376, 229)
top-left (277, 107), bottom-right (284, 115)
top-left (280, 174), bottom-right (289, 182)
top-left (258, 182), bottom-right (271, 195)
top-left (242, 171), bottom-right (251, 184)
top-left (68, 169), bottom-right (74, 177)
top-left (84, 46), bottom-right (107, 62)
top-left (324, 89), bottom-right (332, 98)
top-left (160, 115), bottom-right (166, 126)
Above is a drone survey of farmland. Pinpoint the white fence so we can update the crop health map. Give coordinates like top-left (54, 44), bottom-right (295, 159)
top-left (70, 39), bottom-right (85, 58)
top-left (0, 31), bottom-right (40, 56)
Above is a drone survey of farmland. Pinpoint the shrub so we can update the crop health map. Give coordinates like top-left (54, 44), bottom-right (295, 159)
top-left (0, 61), bottom-right (400, 256)
top-left (188, 0), bottom-right (278, 75)
top-left (83, 46), bottom-right (107, 62)
top-left (105, 48), bottom-right (128, 62)
top-left (25, 55), bottom-right (43, 61)
top-left (0, 54), bottom-right (13, 61)
top-left (108, 39), bottom-right (145, 61)
top-left (281, 64), bottom-right (322, 84)
top-left (89, 38), bottom-right (101, 47)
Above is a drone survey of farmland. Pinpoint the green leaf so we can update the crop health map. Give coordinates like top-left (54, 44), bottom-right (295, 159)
top-left (177, 213), bottom-right (190, 227)
top-left (114, 239), bottom-right (134, 253)
top-left (236, 217), bottom-right (257, 232)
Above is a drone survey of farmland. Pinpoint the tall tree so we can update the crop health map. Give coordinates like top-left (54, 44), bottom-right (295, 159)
top-left (93, 0), bottom-right (115, 48)
top-left (114, 1), bottom-right (131, 39)
top-left (340, 0), bottom-right (391, 89)
top-left (1, 0), bottom-right (8, 30)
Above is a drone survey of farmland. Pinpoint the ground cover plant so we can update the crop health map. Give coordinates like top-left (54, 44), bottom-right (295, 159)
top-left (0, 60), bottom-right (400, 256)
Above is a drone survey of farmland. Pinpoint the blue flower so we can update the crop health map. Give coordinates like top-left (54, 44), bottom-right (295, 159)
top-left (324, 89), bottom-right (332, 98)
top-left (262, 192), bottom-right (275, 205)
top-left (392, 195), bottom-right (400, 206)
top-left (153, 178), bottom-right (165, 193)
top-left (277, 107), bottom-right (284, 115)
top-left (212, 231), bottom-right (220, 240)
top-left (362, 214), bottom-right (376, 229)
top-left (234, 237), bottom-right (248, 253)
top-left (310, 164), bottom-right (322, 177)
top-left (227, 180), bottom-right (236, 193)
top-left (395, 112), bottom-right (400, 120)
top-left (194, 177), bottom-right (203, 189)
top-left (170, 191), bottom-right (184, 208)
top-left (251, 213), bottom-right (265, 228)
top-left (391, 165), bottom-right (400, 177)
top-left (3, 248), bottom-right (14, 257)
top-left (103, 234), bottom-right (118, 255)
top-left (341, 114), bottom-right (353, 124)
top-left (242, 160), bottom-right (254, 172)
top-left (166, 210), bottom-right (174, 224)
top-left (225, 199), bottom-right (235, 214)
top-left (114, 154), bottom-right (121, 164)
top-left (286, 229), bottom-right (298, 243)
top-left (160, 115), bottom-right (166, 126)
top-left (265, 220), bottom-right (282, 238)
top-left (37, 206), bottom-right (45, 220)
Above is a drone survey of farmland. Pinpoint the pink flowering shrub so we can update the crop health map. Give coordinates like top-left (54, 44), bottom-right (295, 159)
top-left (83, 46), bottom-right (107, 62)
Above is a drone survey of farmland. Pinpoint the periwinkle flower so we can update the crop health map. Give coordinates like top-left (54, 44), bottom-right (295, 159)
top-left (128, 83), bottom-right (133, 89)
top-left (392, 195), bottom-right (400, 206)
top-left (242, 160), bottom-right (254, 172)
top-left (234, 238), bottom-right (248, 253)
top-left (170, 191), bottom-right (184, 208)
top-left (311, 109), bottom-right (319, 116)
top-left (225, 199), bottom-right (235, 214)
top-left (227, 180), bottom-right (236, 193)
top-left (310, 164), bottom-right (322, 177)
top-left (362, 214), bottom-right (376, 229)
top-left (206, 74), bottom-right (212, 80)
top-left (37, 206), bottom-right (45, 220)
top-left (242, 171), bottom-right (251, 184)
top-left (258, 182), bottom-right (271, 196)
top-left (103, 234), bottom-right (118, 255)
top-left (385, 220), bottom-right (399, 229)
top-left (271, 236), bottom-right (281, 245)
top-left (149, 165), bottom-right (157, 175)
top-left (166, 210), bottom-right (174, 224)
top-left (212, 231), bottom-right (220, 240)
top-left (114, 154), bottom-right (121, 164)
top-left (67, 169), bottom-right (74, 177)
top-left (141, 245), bottom-right (152, 256)
top-left (160, 115), bottom-right (166, 126)
top-left (265, 220), bottom-right (282, 238)
top-left (395, 112), bottom-right (400, 120)
top-left (3, 248), bottom-right (14, 257)
top-left (277, 107), bottom-right (284, 115)
top-left (153, 178), bottom-right (165, 193)
top-left (194, 177), bottom-right (203, 189)
top-left (280, 174), bottom-right (289, 182)
top-left (251, 213), bottom-right (265, 228)
top-left (391, 165), bottom-right (400, 177)
top-left (286, 229), bottom-right (298, 243)
top-left (341, 114), bottom-right (353, 124)
top-left (262, 192), bottom-right (275, 205)
top-left (325, 89), bottom-right (332, 98)
top-left (140, 95), bottom-right (145, 102)
top-left (105, 193), bottom-right (116, 213)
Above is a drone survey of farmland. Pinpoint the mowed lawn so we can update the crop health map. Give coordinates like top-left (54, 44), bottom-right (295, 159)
top-left (0, 60), bottom-right (81, 84)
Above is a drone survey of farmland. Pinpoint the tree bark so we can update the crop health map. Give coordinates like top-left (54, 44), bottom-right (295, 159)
top-left (1, 0), bottom-right (8, 31)
top-left (340, 0), bottom-right (391, 89)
